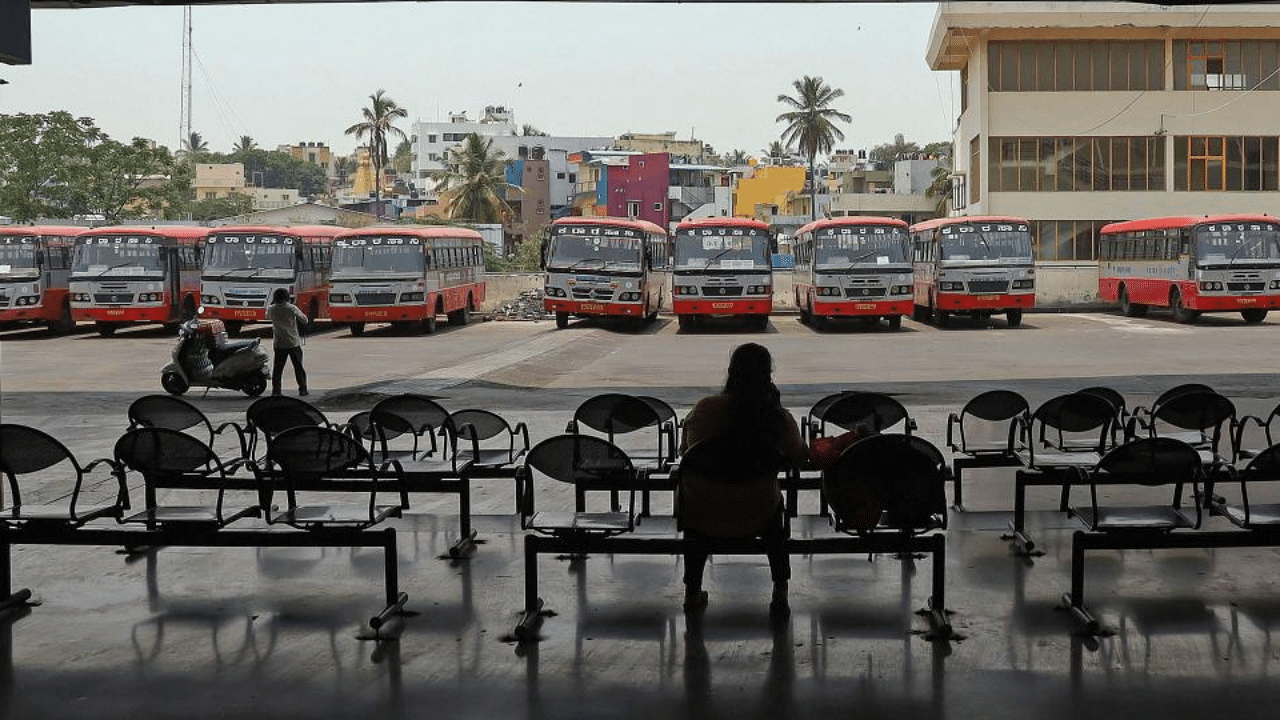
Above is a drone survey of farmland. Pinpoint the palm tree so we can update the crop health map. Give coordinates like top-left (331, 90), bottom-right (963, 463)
top-left (344, 88), bottom-right (408, 214)
top-left (870, 134), bottom-right (921, 165)
top-left (925, 146), bottom-right (954, 216)
top-left (776, 75), bottom-right (851, 220)
top-left (232, 135), bottom-right (256, 155)
top-left (433, 133), bottom-right (518, 224)
top-left (723, 149), bottom-right (748, 166)
top-left (183, 131), bottom-right (208, 158)
top-left (333, 155), bottom-right (357, 190)
top-left (765, 140), bottom-right (787, 163)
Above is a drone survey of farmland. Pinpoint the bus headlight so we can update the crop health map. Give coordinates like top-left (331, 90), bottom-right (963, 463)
top-left (399, 291), bottom-right (424, 302)
top-left (746, 285), bottom-right (772, 295)
top-left (675, 286), bottom-right (698, 296)
top-left (1199, 281), bottom-right (1224, 291)
top-left (939, 281), bottom-right (964, 292)
top-left (618, 292), bottom-right (642, 302)
top-left (817, 287), bottom-right (841, 297)
top-left (1271, 280), bottom-right (1280, 290)
top-left (200, 294), bottom-right (221, 305)
top-left (137, 292), bottom-right (161, 303)
top-left (1012, 279), bottom-right (1035, 290)
top-left (72, 293), bottom-right (90, 303)
top-left (16, 295), bottom-right (39, 306)
top-left (329, 293), bottom-right (351, 304)
top-left (544, 286), bottom-right (566, 297)
top-left (891, 285), bottom-right (912, 295)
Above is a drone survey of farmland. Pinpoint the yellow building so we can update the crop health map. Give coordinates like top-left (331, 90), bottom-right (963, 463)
top-left (279, 141), bottom-right (332, 170)
top-left (733, 166), bottom-right (806, 218)
top-left (351, 148), bottom-right (375, 197)
top-left (193, 163), bottom-right (246, 201)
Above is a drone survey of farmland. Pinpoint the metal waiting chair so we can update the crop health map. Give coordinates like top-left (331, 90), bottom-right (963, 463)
top-left (517, 434), bottom-right (637, 538)
top-left (0, 424), bottom-right (128, 527)
top-left (1128, 389), bottom-right (1237, 466)
top-left (244, 395), bottom-right (335, 461)
top-left (1212, 443), bottom-right (1280, 529)
top-left (823, 433), bottom-right (949, 536)
top-left (804, 391), bottom-right (917, 442)
top-left (1068, 437), bottom-right (1203, 534)
top-left (127, 394), bottom-right (249, 459)
top-left (945, 389), bottom-right (1029, 508)
top-left (568, 393), bottom-right (676, 472)
top-left (113, 427), bottom-right (260, 529)
top-left (369, 393), bottom-right (450, 463)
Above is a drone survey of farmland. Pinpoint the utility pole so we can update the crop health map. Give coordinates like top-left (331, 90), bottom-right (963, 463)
top-left (179, 6), bottom-right (192, 151)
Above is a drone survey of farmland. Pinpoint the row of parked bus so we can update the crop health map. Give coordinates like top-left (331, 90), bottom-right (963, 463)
top-left (0, 224), bottom-right (487, 337)
top-left (542, 212), bottom-right (1280, 330)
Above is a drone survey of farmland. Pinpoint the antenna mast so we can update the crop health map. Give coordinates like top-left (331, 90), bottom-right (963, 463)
top-left (179, 6), bottom-right (192, 150)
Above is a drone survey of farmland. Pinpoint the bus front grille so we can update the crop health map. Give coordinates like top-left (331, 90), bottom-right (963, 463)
top-left (94, 293), bottom-right (134, 304)
top-left (226, 299), bottom-right (267, 308)
top-left (967, 280), bottom-right (1009, 293)
top-left (0, 296), bottom-right (9, 308)
top-left (844, 287), bottom-right (886, 298)
top-left (701, 287), bottom-right (743, 297)
top-left (1227, 282), bottom-right (1265, 292)
top-left (571, 289), bottom-right (614, 300)
top-left (356, 292), bottom-right (397, 306)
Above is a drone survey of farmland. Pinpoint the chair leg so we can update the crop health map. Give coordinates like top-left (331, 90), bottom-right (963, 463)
top-left (370, 529), bottom-right (408, 630)
top-left (515, 535), bottom-right (544, 641)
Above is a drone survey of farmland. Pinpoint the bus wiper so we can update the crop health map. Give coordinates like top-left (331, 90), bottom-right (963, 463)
top-left (565, 257), bottom-right (605, 270)
top-left (704, 247), bottom-right (736, 268)
top-left (971, 230), bottom-right (995, 259)
top-left (1225, 236), bottom-right (1259, 267)
top-left (93, 260), bottom-right (137, 277)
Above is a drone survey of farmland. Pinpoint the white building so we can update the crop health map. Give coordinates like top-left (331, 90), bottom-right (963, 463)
top-left (410, 105), bottom-right (611, 208)
top-left (928, 1), bottom-right (1280, 305)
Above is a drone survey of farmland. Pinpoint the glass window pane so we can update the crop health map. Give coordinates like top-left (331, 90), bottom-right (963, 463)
top-left (1110, 43), bottom-right (1127, 90)
top-left (1074, 42), bottom-right (1093, 91)
top-left (1037, 221), bottom-right (1056, 261)
top-left (1173, 40), bottom-right (1188, 90)
top-left (1128, 43), bottom-right (1145, 90)
top-left (1040, 139), bottom-right (1057, 190)
top-left (1174, 137), bottom-right (1189, 191)
top-left (1093, 43), bottom-right (1110, 89)
top-left (1018, 138), bottom-right (1038, 190)
top-left (1019, 43), bottom-right (1036, 90)
top-left (1246, 136), bottom-right (1262, 190)
top-left (1265, 137), bottom-right (1278, 191)
top-left (1111, 138), bottom-right (1130, 191)
top-left (1227, 137), bottom-right (1245, 191)
top-left (1093, 138), bottom-right (1111, 192)
top-left (999, 138), bottom-right (1018, 191)
top-left (1207, 159), bottom-right (1223, 190)
top-left (1262, 42), bottom-right (1279, 90)
top-left (1055, 221), bottom-right (1074, 260)
top-left (1056, 43), bottom-right (1074, 91)
top-left (1151, 137), bottom-right (1166, 190)
top-left (1243, 41), bottom-right (1260, 88)
top-left (1148, 41), bottom-right (1165, 90)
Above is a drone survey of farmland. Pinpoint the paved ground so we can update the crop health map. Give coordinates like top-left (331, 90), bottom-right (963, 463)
top-left (2, 310), bottom-right (1280, 719)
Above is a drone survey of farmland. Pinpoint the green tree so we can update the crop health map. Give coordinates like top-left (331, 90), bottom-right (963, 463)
top-left (187, 192), bottom-right (254, 222)
top-left (433, 133), bottom-right (518, 224)
top-left (0, 111), bottom-right (103, 221)
top-left (722, 149), bottom-right (748, 166)
top-left (776, 75), bottom-right (851, 221)
top-left (869, 134), bottom-right (921, 165)
top-left (333, 155), bottom-right (357, 190)
top-left (344, 88), bottom-right (408, 212)
top-left (204, 148), bottom-right (328, 197)
top-left (508, 225), bottom-right (548, 271)
top-left (69, 138), bottom-right (176, 224)
top-left (521, 124), bottom-right (547, 137)
top-left (393, 138), bottom-right (413, 174)
top-left (232, 135), bottom-right (256, 155)
top-left (925, 142), bottom-right (955, 216)
top-left (184, 131), bottom-right (209, 159)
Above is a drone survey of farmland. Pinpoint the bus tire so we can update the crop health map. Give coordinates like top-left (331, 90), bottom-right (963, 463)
top-left (932, 306), bottom-right (949, 327)
top-left (47, 303), bottom-right (74, 335)
top-left (423, 314), bottom-right (437, 334)
top-left (799, 305), bottom-right (812, 325)
top-left (1119, 287), bottom-right (1147, 317)
top-left (1171, 289), bottom-right (1199, 324)
top-left (448, 305), bottom-right (470, 326)
top-left (1242, 308), bottom-right (1268, 324)
top-left (303, 300), bottom-right (319, 335)
top-left (161, 371), bottom-right (189, 396)
top-left (1006, 309), bottom-right (1023, 327)
top-left (887, 315), bottom-right (903, 331)
top-left (95, 321), bottom-right (118, 337)
top-left (349, 322), bottom-right (365, 337)
top-left (677, 315), bottom-right (694, 332)
top-left (749, 314), bottom-right (769, 332)
top-left (555, 312), bottom-right (569, 329)
top-left (224, 320), bottom-right (243, 337)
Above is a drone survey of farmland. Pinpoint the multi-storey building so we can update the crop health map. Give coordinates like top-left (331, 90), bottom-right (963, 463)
top-left (928, 1), bottom-right (1280, 305)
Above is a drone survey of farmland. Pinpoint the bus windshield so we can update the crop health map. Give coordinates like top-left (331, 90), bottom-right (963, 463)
top-left (332, 241), bottom-right (424, 275)
top-left (0, 240), bottom-right (38, 274)
top-left (1195, 223), bottom-right (1280, 265)
top-left (546, 231), bottom-right (643, 271)
top-left (204, 235), bottom-right (296, 275)
top-left (939, 224), bottom-right (1033, 263)
top-left (71, 239), bottom-right (164, 276)
top-left (673, 229), bottom-right (770, 271)
top-left (815, 228), bottom-right (908, 269)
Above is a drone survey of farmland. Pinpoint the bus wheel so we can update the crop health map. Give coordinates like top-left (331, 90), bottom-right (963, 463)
top-left (750, 315), bottom-right (769, 332)
top-left (95, 321), bottom-right (118, 337)
top-left (931, 305), bottom-right (949, 327)
top-left (1171, 289), bottom-right (1200, 324)
top-left (423, 315), bottom-right (437, 334)
top-left (1119, 288), bottom-right (1148, 317)
top-left (349, 322), bottom-right (365, 337)
top-left (887, 315), bottom-right (903, 331)
top-left (799, 306), bottom-right (812, 325)
top-left (161, 371), bottom-right (189, 396)
top-left (224, 320), bottom-right (243, 337)
top-left (1242, 308), bottom-right (1269, 324)
top-left (555, 312), bottom-right (569, 329)
top-left (1006, 309), bottom-right (1023, 327)
top-left (303, 301), bottom-right (319, 335)
top-left (448, 305), bottom-right (470, 326)
top-left (47, 304), bottom-right (75, 335)
top-left (677, 315), bottom-right (694, 332)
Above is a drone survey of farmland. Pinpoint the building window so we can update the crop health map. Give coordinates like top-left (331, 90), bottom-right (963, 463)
top-left (969, 136), bottom-right (980, 205)
top-left (960, 63), bottom-right (969, 112)
top-left (427, 134), bottom-right (437, 143)
top-left (989, 40), bottom-right (1164, 91)
top-left (627, 201), bottom-right (640, 217)
top-left (1033, 220), bottom-right (1110, 261)
top-left (1175, 135), bottom-right (1280, 191)
top-left (1174, 40), bottom-right (1280, 90)
top-left (653, 202), bottom-right (663, 212)
top-left (989, 136), bottom-right (1165, 192)
top-left (568, 173), bottom-right (577, 183)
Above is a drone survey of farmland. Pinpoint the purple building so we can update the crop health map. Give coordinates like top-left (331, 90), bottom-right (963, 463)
top-left (606, 153), bottom-right (670, 229)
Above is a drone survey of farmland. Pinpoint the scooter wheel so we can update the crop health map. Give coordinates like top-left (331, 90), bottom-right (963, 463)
top-left (161, 372), bottom-right (189, 396)
top-left (243, 375), bottom-right (267, 397)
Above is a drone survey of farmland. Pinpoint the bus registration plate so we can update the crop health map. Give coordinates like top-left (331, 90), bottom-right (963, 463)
top-left (975, 295), bottom-right (999, 301)
top-left (855, 303), bottom-right (876, 310)
top-left (579, 303), bottom-right (604, 311)
top-left (712, 302), bottom-right (734, 309)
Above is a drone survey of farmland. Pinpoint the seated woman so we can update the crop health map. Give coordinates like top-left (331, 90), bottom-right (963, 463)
top-left (678, 342), bottom-right (808, 619)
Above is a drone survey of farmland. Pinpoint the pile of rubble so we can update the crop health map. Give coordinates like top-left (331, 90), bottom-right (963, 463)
top-left (489, 289), bottom-right (554, 321)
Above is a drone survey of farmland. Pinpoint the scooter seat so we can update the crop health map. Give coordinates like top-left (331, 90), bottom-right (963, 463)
top-left (219, 338), bottom-right (259, 353)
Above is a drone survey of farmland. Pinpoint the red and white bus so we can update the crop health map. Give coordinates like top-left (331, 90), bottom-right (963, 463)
top-left (328, 225), bottom-right (486, 336)
top-left (1099, 214), bottom-right (1280, 324)
top-left (909, 215), bottom-right (1036, 327)
top-left (69, 225), bottom-right (208, 336)
top-left (542, 216), bottom-right (668, 329)
top-left (792, 216), bottom-right (912, 330)
top-left (670, 217), bottom-right (773, 331)
top-left (199, 225), bottom-right (343, 335)
top-left (0, 225), bottom-right (82, 335)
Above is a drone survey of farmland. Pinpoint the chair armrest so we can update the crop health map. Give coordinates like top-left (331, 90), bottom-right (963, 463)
top-left (453, 423), bottom-right (482, 473)
top-left (945, 413), bottom-right (960, 451)
top-left (906, 417), bottom-right (918, 435)
top-left (565, 419), bottom-right (578, 433)
top-left (513, 422), bottom-right (531, 453)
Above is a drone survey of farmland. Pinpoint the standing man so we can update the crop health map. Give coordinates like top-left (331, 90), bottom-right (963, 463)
top-left (267, 288), bottom-right (309, 396)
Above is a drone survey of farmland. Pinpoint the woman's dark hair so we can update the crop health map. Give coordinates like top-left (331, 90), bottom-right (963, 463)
top-left (721, 342), bottom-right (783, 446)
top-left (271, 288), bottom-right (290, 305)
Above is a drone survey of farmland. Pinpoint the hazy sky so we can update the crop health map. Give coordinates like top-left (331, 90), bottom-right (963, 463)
top-left (2, 2), bottom-right (956, 159)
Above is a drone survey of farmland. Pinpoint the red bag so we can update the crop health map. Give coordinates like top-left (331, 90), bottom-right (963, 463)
top-left (809, 428), bottom-right (864, 471)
